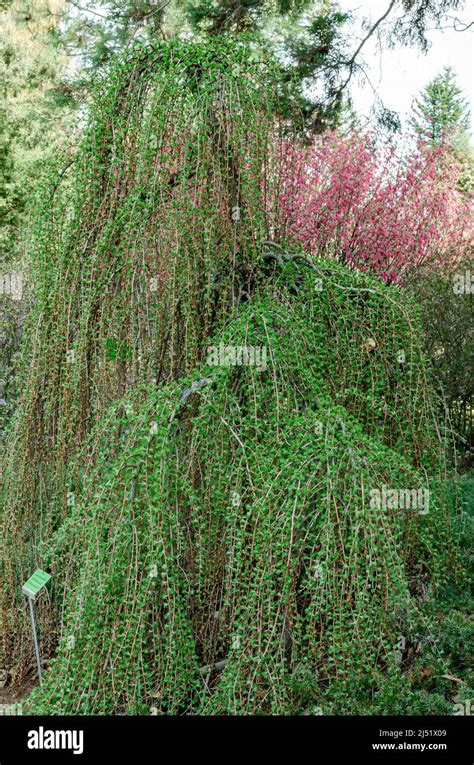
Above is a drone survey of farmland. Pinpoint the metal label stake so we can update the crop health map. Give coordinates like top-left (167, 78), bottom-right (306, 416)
top-left (21, 570), bottom-right (51, 687)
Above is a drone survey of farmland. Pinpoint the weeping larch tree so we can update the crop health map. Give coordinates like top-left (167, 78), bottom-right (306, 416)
top-left (0, 38), bottom-right (461, 714)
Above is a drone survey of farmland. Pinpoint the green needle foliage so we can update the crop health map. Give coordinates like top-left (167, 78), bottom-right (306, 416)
top-left (411, 66), bottom-right (471, 144)
top-left (1, 38), bottom-right (460, 714)
top-left (25, 262), bottom-right (458, 714)
top-left (0, 35), bottom-right (291, 673)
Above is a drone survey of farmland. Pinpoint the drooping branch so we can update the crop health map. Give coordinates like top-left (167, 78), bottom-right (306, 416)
top-left (334, 0), bottom-right (397, 101)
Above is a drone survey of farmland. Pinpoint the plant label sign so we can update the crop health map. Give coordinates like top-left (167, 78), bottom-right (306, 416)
top-left (22, 570), bottom-right (51, 600)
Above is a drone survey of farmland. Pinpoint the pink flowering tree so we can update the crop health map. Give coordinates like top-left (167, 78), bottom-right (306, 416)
top-left (275, 131), bottom-right (472, 283)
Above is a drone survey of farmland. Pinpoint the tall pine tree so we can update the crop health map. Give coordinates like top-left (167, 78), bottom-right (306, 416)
top-left (410, 66), bottom-right (470, 143)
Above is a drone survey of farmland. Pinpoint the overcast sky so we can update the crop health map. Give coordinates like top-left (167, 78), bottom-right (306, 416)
top-left (338, 0), bottom-right (473, 133)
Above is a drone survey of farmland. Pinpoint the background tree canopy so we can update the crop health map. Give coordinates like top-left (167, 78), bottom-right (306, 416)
top-left (2, 0), bottom-right (469, 130)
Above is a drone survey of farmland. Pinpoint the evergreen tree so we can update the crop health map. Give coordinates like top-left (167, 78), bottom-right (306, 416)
top-left (411, 66), bottom-right (471, 143)
top-left (31, 0), bottom-right (469, 134)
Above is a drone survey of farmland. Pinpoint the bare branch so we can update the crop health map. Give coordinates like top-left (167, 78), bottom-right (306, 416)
top-left (337, 0), bottom-right (398, 97)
